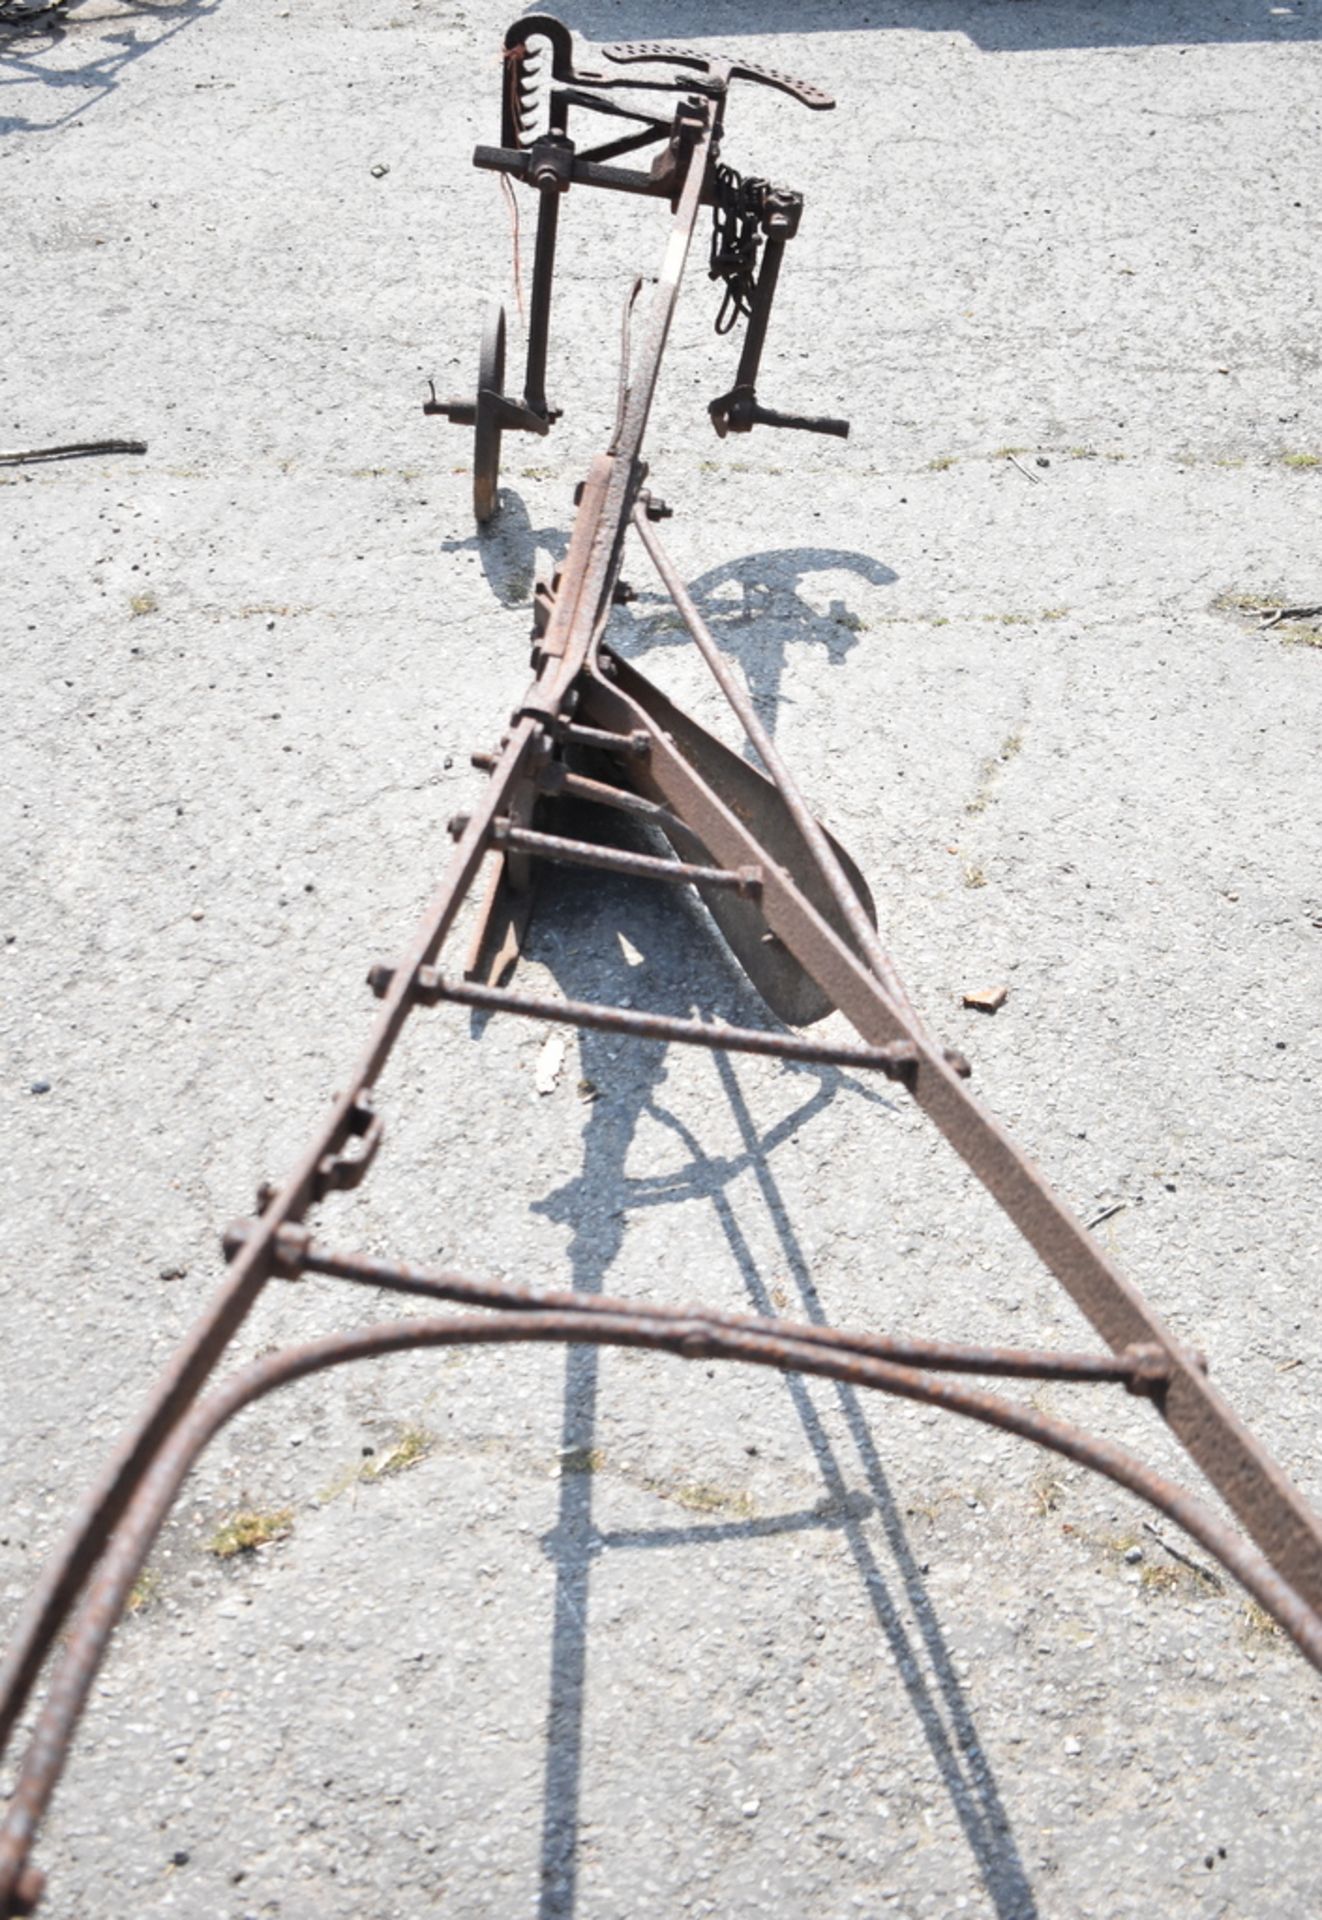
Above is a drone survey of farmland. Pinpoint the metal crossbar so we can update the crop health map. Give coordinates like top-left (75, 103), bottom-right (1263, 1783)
top-left (1, 15), bottom-right (1319, 1915)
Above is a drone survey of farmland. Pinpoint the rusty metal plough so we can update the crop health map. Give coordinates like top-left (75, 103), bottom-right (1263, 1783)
top-left (2, 15), bottom-right (1320, 1913)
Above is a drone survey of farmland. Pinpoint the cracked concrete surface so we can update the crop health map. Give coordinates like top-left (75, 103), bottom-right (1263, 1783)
top-left (2, 2), bottom-right (1320, 1917)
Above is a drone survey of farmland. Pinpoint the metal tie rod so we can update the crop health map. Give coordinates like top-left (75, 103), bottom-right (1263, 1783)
top-left (448, 814), bottom-right (763, 895)
top-left (365, 966), bottom-right (973, 1078)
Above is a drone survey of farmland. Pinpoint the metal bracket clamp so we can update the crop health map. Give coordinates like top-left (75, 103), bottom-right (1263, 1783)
top-left (313, 1090), bottom-right (383, 1200)
top-left (221, 1218), bottom-right (311, 1276)
top-left (526, 130), bottom-right (576, 193)
top-left (239, 1094), bottom-right (384, 1222)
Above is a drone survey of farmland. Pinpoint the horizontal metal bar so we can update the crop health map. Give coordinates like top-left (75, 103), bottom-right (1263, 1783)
top-left (474, 141), bottom-right (709, 202)
top-left (534, 762), bottom-right (689, 837)
top-left (578, 644), bottom-right (1322, 1614)
top-left (4, 1304), bottom-right (1315, 1913)
top-left (365, 968), bottom-right (971, 1079)
top-left (5, 1308), bottom-right (1317, 1902)
top-left (559, 721), bottom-right (651, 756)
top-left (491, 821), bottom-right (762, 895)
top-left (232, 1229), bottom-right (1177, 1390)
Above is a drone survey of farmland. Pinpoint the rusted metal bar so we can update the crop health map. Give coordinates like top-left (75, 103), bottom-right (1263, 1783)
top-left (0, 38), bottom-right (720, 1824)
top-left (630, 505), bottom-right (921, 1026)
top-left (448, 815), bottom-right (764, 896)
top-left (474, 141), bottom-right (704, 201)
top-left (556, 722), bottom-right (651, 756)
top-left (0, 712), bottom-right (544, 1766)
top-left (492, 820), bottom-right (761, 893)
top-left (3, 1306), bottom-right (1320, 1913)
top-left (223, 1229), bottom-right (1181, 1389)
top-left (363, 965), bottom-right (971, 1078)
top-left (578, 659), bottom-right (1322, 1612)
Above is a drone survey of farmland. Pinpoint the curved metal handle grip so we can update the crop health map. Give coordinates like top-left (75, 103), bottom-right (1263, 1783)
top-left (599, 40), bottom-right (835, 111)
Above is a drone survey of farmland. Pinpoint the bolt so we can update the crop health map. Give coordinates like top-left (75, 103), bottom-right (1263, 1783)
top-left (366, 963), bottom-right (394, 998)
top-left (221, 1218), bottom-right (255, 1260)
top-left (273, 1224), bottom-right (311, 1276)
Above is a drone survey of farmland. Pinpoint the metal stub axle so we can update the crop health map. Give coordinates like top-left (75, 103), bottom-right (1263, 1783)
top-left (558, 721), bottom-right (650, 757)
top-left (221, 1217), bottom-right (310, 1277)
top-left (423, 381), bottom-right (556, 438)
top-left (708, 383), bottom-right (850, 441)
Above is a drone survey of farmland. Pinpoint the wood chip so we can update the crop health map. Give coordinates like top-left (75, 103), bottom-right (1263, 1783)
top-left (962, 985), bottom-right (1008, 1013)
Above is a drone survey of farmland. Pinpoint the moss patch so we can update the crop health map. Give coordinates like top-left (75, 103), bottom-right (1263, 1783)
top-left (205, 1508), bottom-right (293, 1559)
top-left (363, 1425), bottom-right (433, 1481)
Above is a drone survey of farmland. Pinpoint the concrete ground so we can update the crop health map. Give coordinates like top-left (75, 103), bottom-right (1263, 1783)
top-left (2, 2), bottom-right (1320, 1916)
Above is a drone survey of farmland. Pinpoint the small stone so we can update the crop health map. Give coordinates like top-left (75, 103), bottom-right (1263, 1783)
top-left (29, 1079), bottom-right (51, 1095)
top-left (265, 616), bottom-right (276, 632)
top-left (962, 985), bottom-right (1008, 1013)
top-left (159, 1264), bottom-right (187, 1282)
top-left (370, 163), bottom-right (390, 179)
top-left (1124, 1545), bottom-right (1143, 1564)
top-left (171, 1849), bottom-right (190, 1867)
top-left (190, 907), bottom-right (205, 922)
top-left (1063, 1737), bottom-right (1081, 1757)
top-left (741, 1797), bottom-right (760, 1818)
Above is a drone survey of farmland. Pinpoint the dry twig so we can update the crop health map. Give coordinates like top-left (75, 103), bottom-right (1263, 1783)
top-left (0, 439), bottom-right (147, 466)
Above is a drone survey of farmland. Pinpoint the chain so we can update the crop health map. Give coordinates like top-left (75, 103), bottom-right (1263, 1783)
top-left (708, 163), bottom-right (767, 335)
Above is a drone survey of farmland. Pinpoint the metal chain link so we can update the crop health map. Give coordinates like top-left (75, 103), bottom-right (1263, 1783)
top-left (708, 163), bottom-right (767, 334)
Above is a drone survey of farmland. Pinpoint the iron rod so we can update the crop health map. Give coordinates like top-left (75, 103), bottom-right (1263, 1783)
top-left (274, 1236), bottom-right (1179, 1388)
top-left (410, 970), bottom-right (937, 1074)
top-left (632, 508), bottom-right (923, 1028)
top-left (494, 821), bottom-right (761, 894)
top-left (4, 1308), bottom-right (1319, 1912)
